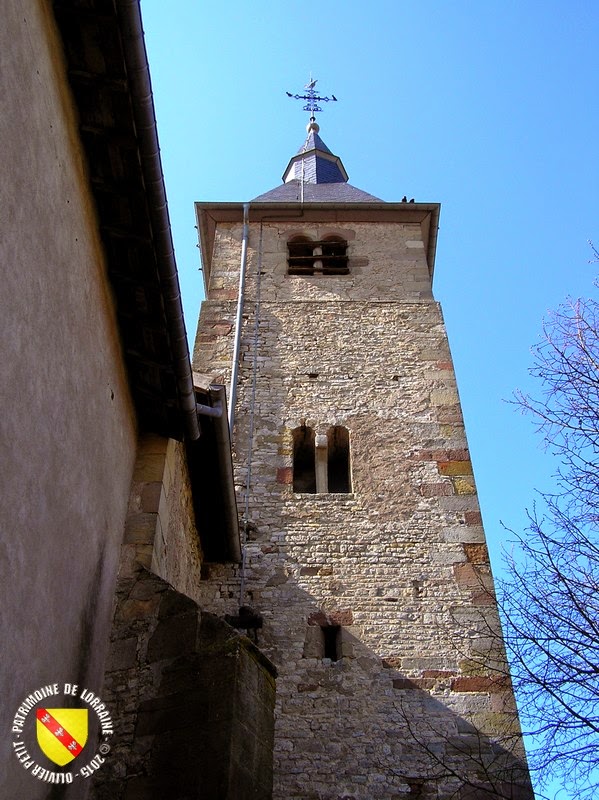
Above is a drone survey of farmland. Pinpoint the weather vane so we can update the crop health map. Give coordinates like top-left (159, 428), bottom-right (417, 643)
top-left (286, 75), bottom-right (337, 119)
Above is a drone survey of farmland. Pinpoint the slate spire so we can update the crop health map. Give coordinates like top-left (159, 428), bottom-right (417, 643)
top-left (282, 119), bottom-right (348, 185)
top-left (252, 119), bottom-right (381, 203)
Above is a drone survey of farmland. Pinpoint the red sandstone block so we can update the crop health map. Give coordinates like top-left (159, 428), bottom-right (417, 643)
top-left (382, 657), bottom-right (402, 669)
top-left (416, 449), bottom-right (452, 461)
top-left (308, 609), bottom-right (353, 626)
top-left (421, 482), bottom-right (454, 497)
top-left (210, 289), bottom-right (237, 300)
top-left (437, 361), bottom-right (453, 370)
top-left (472, 591), bottom-right (496, 606)
top-left (448, 448), bottom-right (470, 461)
top-left (437, 406), bottom-right (463, 423)
top-left (277, 467), bottom-right (293, 484)
top-left (418, 449), bottom-right (438, 461)
top-left (453, 562), bottom-right (481, 587)
top-left (464, 510), bottom-right (482, 526)
top-left (329, 610), bottom-right (353, 626)
top-left (451, 676), bottom-right (506, 693)
top-left (416, 450), bottom-right (434, 461)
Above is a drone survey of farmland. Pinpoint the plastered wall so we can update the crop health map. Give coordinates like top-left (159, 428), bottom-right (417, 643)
top-left (0, 3), bottom-right (137, 796)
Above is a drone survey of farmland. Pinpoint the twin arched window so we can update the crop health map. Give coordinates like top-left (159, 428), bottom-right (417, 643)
top-left (287, 236), bottom-right (349, 275)
top-left (292, 425), bottom-right (352, 493)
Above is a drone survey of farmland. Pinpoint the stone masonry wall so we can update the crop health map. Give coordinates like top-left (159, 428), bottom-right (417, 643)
top-left (122, 434), bottom-right (203, 604)
top-left (92, 567), bottom-right (276, 800)
top-left (193, 218), bottom-right (533, 800)
top-left (95, 435), bottom-right (277, 799)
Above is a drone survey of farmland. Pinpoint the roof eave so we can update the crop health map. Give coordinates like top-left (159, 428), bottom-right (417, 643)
top-left (53, 0), bottom-right (199, 442)
top-left (195, 201), bottom-right (441, 280)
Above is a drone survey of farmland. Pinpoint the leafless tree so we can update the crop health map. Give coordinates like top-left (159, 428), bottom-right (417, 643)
top-left (500, 263), bottom-right (599, 799)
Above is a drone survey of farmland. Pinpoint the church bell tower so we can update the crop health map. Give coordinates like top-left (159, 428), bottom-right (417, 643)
top-left (193, 86), bottom-right (533, 800)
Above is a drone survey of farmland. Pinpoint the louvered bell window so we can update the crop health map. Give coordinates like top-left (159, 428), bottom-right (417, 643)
top-left (287, 236), bottom-right (349, 275)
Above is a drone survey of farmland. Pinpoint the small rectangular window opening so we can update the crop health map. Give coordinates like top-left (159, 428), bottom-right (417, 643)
top-left (322, 625), bottom-right (341, 661)
top-left (328, 426), bottom-right (351, 493)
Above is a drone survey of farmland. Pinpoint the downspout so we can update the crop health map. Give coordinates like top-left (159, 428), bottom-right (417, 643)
top-left (228, 202), bottom-right (250, 433)
top-left (116, 0), bottom-right (200, 441)
top-left (196, 386), bottom-right (242, 563)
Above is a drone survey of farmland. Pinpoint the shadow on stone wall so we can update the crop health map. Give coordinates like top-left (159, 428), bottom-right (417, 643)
top-left (91, 566), bottom-right (276, 800)
top-left (214, 587), bottom-right (534, 800)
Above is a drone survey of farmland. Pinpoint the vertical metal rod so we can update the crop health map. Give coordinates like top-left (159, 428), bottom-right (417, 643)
top-left (228, 202), bottom-right (250, 434)
top-left (239, 221), bottom-right (264, 606)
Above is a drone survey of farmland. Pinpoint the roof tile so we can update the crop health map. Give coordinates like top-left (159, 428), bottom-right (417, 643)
top-left (252, 181), bottom-right (382, 203)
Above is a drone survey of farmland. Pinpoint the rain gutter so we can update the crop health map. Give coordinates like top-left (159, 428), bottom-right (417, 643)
top-left (207, 385), bottom-right (242, 563)
top-left (117, 0), bottom-right (200, 441)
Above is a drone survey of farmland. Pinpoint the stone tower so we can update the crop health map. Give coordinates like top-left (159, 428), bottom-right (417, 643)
top-left (193, 118), bottom-right (533, 800)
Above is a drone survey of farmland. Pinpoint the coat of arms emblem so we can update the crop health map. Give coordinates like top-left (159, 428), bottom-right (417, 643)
top-left (36, 708), bottom-right (88, 766)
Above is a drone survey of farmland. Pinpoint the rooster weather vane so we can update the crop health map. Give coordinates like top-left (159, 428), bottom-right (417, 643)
top-left (286, 75), bottom-right (337, 119)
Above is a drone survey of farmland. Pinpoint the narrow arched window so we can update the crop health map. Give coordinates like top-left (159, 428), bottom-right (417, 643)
top-left (321, 236), bottom-right (349, 274)
top-left (292, 426), bottom-right (316, 493)
top-left (327, 426), bottom-right (351, 493)
top-left (288, 236), bottom-right (315, 275)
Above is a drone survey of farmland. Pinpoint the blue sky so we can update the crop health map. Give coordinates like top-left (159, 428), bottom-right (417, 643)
top-left (141, 3), bottom-right (599, 797)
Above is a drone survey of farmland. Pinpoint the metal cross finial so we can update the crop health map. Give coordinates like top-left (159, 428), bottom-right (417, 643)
top-left (286, 74), bottom-right (338, 119)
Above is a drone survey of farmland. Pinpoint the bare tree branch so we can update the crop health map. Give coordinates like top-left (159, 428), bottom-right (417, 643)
top-left (500, 277), bottom-right (599, 798)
